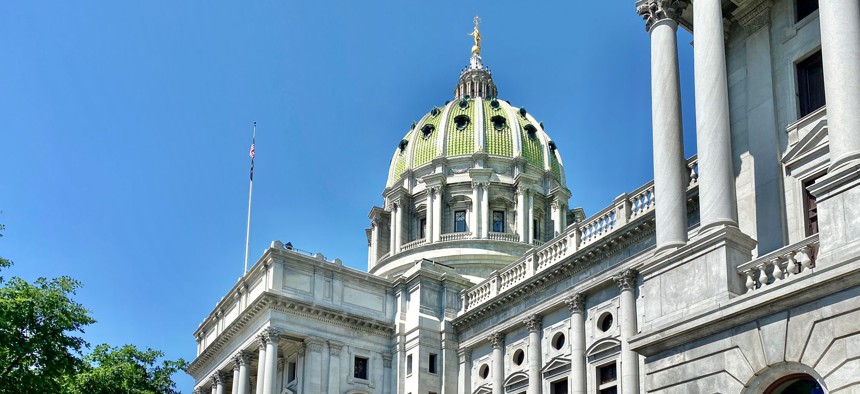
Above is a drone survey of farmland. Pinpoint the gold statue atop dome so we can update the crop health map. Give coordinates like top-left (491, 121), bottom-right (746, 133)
top-left (469, 16), bottom-right (482, 55)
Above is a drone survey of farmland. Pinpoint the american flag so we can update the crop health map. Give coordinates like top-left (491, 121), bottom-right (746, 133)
top-left (249, 140), bottom-right (255, 181)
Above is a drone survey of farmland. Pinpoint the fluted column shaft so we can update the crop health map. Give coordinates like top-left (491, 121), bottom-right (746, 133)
top-left (615, 270), bottom-right (639, 394)
top-left (255, 338), bottom-right (267, 394)
top-left (643, 2), bottom-right (688, 251)
top-left (516, 189), bottom-right (526, 242)
top-left (370, 221), bottom-right (379, 265)
top-left (489, 333), bottom-right (504, 394)
top-left (472, 183), bottom-right (480, 237)
top-left (426, 189), bottom-right (434, 242)
top-left (232, 364), bottom-right (240, 394)
top-left (458, 348), bottom-right (472, 394)
top-left (237, 352), bottom-right (251, 394)
top-left (567, 294), bottom-right (587, 394)
top-left (524, 316), bottom-right (541, 394)
top-left (262, 331), bottom-right (280, 394)
top-left (527, 191), bottom-right (535, 244)
top-left (694, 0), bottom-right (738, 230)
top-left (481, 183), bottom-right (490, 238)
top-left (819, 0), bottom-right (860, 170)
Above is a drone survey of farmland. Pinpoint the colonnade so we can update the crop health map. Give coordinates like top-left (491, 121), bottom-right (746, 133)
top-left (458, 270), bottom-right (638, 394)
top-left (197, 329), bottom-right (283, 394)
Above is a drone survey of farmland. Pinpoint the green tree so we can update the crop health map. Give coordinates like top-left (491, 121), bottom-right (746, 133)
top-left (63, 344), bottom-right (188, 394)
top-left (0, 266), bottom-right (94, 393)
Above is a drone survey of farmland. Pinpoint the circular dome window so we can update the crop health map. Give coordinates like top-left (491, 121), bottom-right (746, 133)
top-left (430, 107), bottom-right (441, 117)
top-left (512, 349), bottom-right (524, 365)
top-left (454, 115), bottom-right (470, 131)
top-left (459, 98), bottom-right (470, 110)
top-left (421, 124), bottom-right (435, 138)
top-left (524, 124), bottom-right (537, 138)
top-left (519, 107), bottom-right (528, 117)
top-left (479, 364), bottom-right (490, 379)
top-left (552, 332), bottom-right (566, 350)
top-left (490, 99), bottom-right (501, 110)
top-left (490, 115), bottom-right (506, 131)
top-left (598, 312), bottom-right (614, 332)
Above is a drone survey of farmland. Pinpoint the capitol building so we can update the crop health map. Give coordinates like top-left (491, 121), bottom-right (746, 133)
top-left (187, 1), bottom-right (860, 393)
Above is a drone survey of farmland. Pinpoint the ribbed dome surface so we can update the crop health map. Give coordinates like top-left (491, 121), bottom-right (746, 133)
top-left (386, 98), bottom-right (565, 187)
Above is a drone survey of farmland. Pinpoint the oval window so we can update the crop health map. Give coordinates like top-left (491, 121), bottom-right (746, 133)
top-left (454, 115), bottom-right (470, 131)
top-left (598, 312), bottom-right (614, 332)
top-left (552, 332), bottom-right (566, 350)
top-left (512, 349), bottom-right (525, 365)
top-left (479, 364), bottom-right (490, 379)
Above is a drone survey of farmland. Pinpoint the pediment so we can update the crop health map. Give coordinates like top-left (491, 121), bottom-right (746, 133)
top-left (504, 371), bottom-right (529, 386)
top-left (541, 355), bottom-right (571, 374)
top-left (490, 195), bottom-right (515, 207)
top-left (783, 117), bottom-right (829, 168)
top-left (585, 337), bottom-right (622, 359)
top-left (472, 384), bottom-right (492, 394)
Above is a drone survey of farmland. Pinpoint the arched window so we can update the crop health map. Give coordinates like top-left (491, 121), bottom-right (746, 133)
top-left (764, 374), bottom-right (824, 394)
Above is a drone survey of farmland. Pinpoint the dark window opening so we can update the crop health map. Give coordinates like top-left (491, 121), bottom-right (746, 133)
top-left (399, 140), bottom-right (408, 153)
top-left (354, 356), bottom-right (368, 380)
top-left (551, 379), bottom-right (569, 394)
top-left (478, 364), bottom-right (489, 379)
top-left (599, 312), bottom-right (614, 332)
top-left (533, 218), bottom-right (539, 241)
top-left (429, 353), bottom-right (437, 374)
top-left (454, 115), bottom-right (470, 131)
top-left (288, 361), bottom-right (297, 382)
top-left (519, 107), bottom-right (527, 117)
top-left (459, 98), bottom-right (469, 109)
top-left (804, 176), bottom-right (824, 236)
top-left (455, 210), bottom-right (467, 232)
top-left (406, 354), bottom-right (413, 375)
top-left (796, 0), bottom-right (819, 22)
top-left (764, 373), bottom-right (824, 394)
top-left (430, 107), bottom-right (440, 117)
top-left (419, 217), bottom-right (427, 239)
top-left (524, 124), bottom-right (538, 138)
top-left (490, 99), bottom-right (501, 110)
top-left (797, 51), bottom-right (825, 118)
top-left (491, 115), bottom-right (507, 131)
top-left (421, 124), bottom-right (436, 138)
top-left (492, 210), bottom-right (505, 233)
top-left (552, 333), bottom-right (566, 350)
top-left (548, 140), bottom-right (557, 152)
top-left (512, 349), bottom-right (524, 365)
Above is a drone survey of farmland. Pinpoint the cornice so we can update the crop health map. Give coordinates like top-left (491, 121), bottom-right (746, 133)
top-left (186, 291), bottom-right (395, 376)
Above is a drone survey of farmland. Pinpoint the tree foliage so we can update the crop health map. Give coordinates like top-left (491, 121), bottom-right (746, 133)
top-left (63, 344), bottom-right (188, 394)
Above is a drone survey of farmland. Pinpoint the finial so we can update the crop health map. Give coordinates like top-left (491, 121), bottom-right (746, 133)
top-left (469, 16), bottom-right (482, 56)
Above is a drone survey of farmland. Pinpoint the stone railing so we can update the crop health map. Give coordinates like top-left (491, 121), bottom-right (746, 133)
top-left (401, 238), bottom-right (427, 251)
top-left (738, 235), bottom-right (819, 293)
top-left (488, 232), bottom-right (520, 242)
top-left (532, 239), bottom-right (545, 247)
top-left (461, 158), bottom-right (703, 312)
top-left (441, 232), bottom-right (473, 242)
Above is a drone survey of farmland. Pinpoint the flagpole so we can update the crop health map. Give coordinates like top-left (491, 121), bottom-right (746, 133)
top-left (243, 122), bottom-right (256, 274)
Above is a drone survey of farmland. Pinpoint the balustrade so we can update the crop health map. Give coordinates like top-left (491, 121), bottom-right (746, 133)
top-left (441, 232), bottom-right (474, 242)
top-left (738, 235), bottom-right (818, 293)
top-left (488, 232), bottom-right (520, 242)
top-left (401, 238), bottom-right (427, 251)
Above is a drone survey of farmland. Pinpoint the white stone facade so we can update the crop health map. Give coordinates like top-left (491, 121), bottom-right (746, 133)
top-left (188, 1), bottom-right (860, 393)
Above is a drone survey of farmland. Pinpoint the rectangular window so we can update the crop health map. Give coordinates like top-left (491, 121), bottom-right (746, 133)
top-left (550, 378), bottom-right (569, 394)
top-left (804, 177), bottom-right (822, 236)
top-left (407, 354), bottom-right (413, 375)
top-left (288, 361), bottom-right (297, 382)
top-left (797, 51), bottom-right (825, 118)
top-left (598, 363), bottom-right (618, 394)
top-left (454, 210), bottom-right (467, 232)
top-left (492, 210), bottom-right (505, 232)
top-left (796, 0), bottom-right (819, 22)
top-left (429, 353), bottom-right (437, 374)
top-left (533, 218), bottom-right (539, 241)
top-left (419, 217), bottom-right (427, 239)
top-left (354, 356), bottom-right (368, 380)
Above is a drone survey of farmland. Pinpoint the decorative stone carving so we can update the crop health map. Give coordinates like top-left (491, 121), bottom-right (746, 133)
top-left (256, 334), bottom-right (268, 349)
top-left (523, 314), bottom-right (541, 332)
top-left (260, 327), bottom-right (280, 343)
top-left (732, 0), bottom-right (772, 34)
top-left (614, 269), bottom-right (639, 291)
top-left (551, 199), bottom-right (560, 210)
top-left (487, 332), bottom-right (504, 348)
top-left (637, 0), bottom-right (688, 31)
top-left (211, 371), bottom-right (226, 385)
top-left (305, 337), bottom-right (325, 352)
top-left (565, 293), bottom-right (586, 313)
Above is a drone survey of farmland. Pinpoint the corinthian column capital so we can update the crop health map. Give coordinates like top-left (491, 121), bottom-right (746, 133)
top-left (565, 293), bottom-right (586, 313)
top-left (613, 269), bottom-right (639, 291)
top-left (487, 332), bottom-right (504, 349)
top-left (523, 314), bottom-right (542, 332)
top-left (636, 0), bottom-right (688, 32)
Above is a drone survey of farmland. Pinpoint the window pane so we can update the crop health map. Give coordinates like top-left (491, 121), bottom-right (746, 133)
top-left (493, 211), bottom-right (505, 232)
top-left (354, 357), bottom-right (368, 380)
top-left (455, 210), bottom-right (466, 232)
top-left (797, 51), bottom-right (825, 118)
top-left (796, 0), bottom-right (819, 21)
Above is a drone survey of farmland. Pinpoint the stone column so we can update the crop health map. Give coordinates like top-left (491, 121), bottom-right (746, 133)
top-left (457, 348), bottom-right (472, 394)
top-left (328, 341), bottom-right (342, 394)
top-left (552, 199), bottom-right (562, 236)
top-left (481, 182), bottom-right (490, 238)
top-left (262, 329), bottom-right (280, 394)
top-left (819, 0), bottom-right (860, 171)
top-left (524, 315), bottom-right (542, 394)
top-left (432, 186), bottom-right (443, 242)
top-left (693, 0), bottom-right (738, 231)
top-left (383, 354), bottom-right (393, 394)
top-left (212, 372), bottom-right (226, 394)
top-left (236, 351), bottom-right (251, 394)
top-left (389, 204), bottom-right (397, 254)
top-left (472, 182), bottom-right (480, 237)
top-left (255, 335), bottom-right (267, 394)
top-left (488, 332), bottom-right (505, 394)
top-left (370, 220), bottom-right (379, 264)
top-left (565, 294), bottom-right (587, 394)
top-left (303, 338), bottom-right (324, 393)
top-left (638, 0), bottom-right (689, 251)
top-left (426, 188), bottom-right (434, 242)
top-left (393, 203), bottom-right (402, 253)
top-left (232, 360), bottom-right (241, 394)
top-left (527, 190), bottom-right (535, 244)
top-left (614, 270), bottom-right (639, 394)
top-left (516, 188), bottom-right (526, 242)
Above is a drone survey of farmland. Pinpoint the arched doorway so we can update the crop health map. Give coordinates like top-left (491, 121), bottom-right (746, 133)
top-left (764, 373), bottom-right (824, 394)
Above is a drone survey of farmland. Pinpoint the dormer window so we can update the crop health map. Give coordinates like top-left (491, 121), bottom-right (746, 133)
top-left (454, 115), bottom-right (470, 131)
top-left (519, 107), bottom-right (528, 117)
top-left (459, 98), bottom-right (469, 110)
top-left (411, 121), bottom-right (417, 130)
top-left (548, 141), bottom-right (557, 152)
top-left (490, 99), bottom-right (501, 110)
top-left (430, 107), bottom-right (441, 117)
top-left (421, 124), bottom-right (435, 138)
top-left (490, 115), bottom-right (507, 131)
top-left (398, 139), bottom-right (408, 152)
top-left (524, 124), bottom-right (538, 138)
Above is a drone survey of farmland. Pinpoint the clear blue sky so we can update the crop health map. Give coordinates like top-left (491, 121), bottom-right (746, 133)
top-left (0, 1), bottom-right (695, 391)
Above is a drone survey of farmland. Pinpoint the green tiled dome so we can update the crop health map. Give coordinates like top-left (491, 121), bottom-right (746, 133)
top-left (386, 97), bottom-right (565, 187)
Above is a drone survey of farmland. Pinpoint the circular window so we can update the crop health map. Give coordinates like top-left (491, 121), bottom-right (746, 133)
top-left (552, 332), bottom-right (566, 350)
top-left (421, 124), bottom-right (435, 138)
top-left (479, 364), bottom-right (490, 379)
top-left (459, 98), bottom-right (470, 109)
top-left (598, 312), bottom-right (614, 332)
top-left (454, 115), bottom-right (470, 131)
top-left (490, 115), bottom-right (506, 131)
top-left (512, 349), bottom-right (524, 365)
top-left (430, 107), bottom-right (440, 117)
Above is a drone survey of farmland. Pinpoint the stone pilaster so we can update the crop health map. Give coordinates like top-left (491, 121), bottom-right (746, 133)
top-left (637, 0), bottom-right (690, 252)
top-left (472, 182), bottom-right (481, 237)
top-left (488, 332), bottom-right (505, 394)
top-left (432, 186), bottom-right (444, 242)
top-left (481, 182), bottom-right (490, 238)
top-left (615, 270), bottom-right (639, 394)
top-left (566, 293), bottom-right (587, 394)
top-left (261, 328), bottom-right (280, 394)
top-left (255, 335), bottom-right (267, 394)
top-left (303, 337), bottom-right (324, 393)
top-left (523, 315), bottom-right (542, 394)
top-left (457, 348), bottom-right (472, 394)
top-left (235, 351), bottom-right (251, 394)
